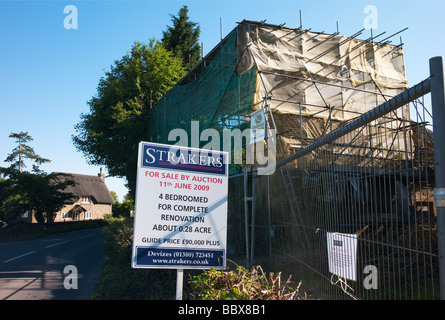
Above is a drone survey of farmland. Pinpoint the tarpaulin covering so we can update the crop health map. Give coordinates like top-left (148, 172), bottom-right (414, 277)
top-left (148, 20), bottom-right (411, 172)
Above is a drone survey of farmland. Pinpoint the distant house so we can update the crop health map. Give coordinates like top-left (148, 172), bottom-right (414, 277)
top-left (19, 169), bottom-right (114, 223)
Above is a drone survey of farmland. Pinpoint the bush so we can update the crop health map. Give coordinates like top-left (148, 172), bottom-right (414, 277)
top-left (102, 216), bottom-right (133, 263)
top-left (92, 216), bottom-right (177, 300)
top-left (112, 199), bottom-right (134, 218)
top-left (189, 264), bottom-right (308, 300)
top-left (93, 216), bottom-right (309, 300)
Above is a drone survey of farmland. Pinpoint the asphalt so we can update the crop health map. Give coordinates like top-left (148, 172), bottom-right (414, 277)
top-left (0, 227), bottom-right (105, 300)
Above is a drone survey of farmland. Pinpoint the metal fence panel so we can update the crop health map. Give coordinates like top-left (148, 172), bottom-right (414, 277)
top-left (226, 59), bottom-right (444, 300)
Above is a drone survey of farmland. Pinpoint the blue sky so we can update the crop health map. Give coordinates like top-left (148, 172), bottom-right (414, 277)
top-left (1, 0), bottom-right (444, 201)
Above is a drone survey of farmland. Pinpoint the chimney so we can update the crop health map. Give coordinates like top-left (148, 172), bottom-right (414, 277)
top-left (98, 168), bottom-right (105, 181)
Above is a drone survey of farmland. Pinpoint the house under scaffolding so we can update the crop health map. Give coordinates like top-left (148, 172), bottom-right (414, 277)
top-left (148, 20), bottom-right (435, 225)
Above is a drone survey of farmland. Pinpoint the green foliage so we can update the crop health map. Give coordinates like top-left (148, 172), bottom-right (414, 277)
top-left (92, 217), bottom-right (309, 300)
top-left (112, 197), bottom-right (134, 218)
top-left (73, 40), bottom-right (185, 198)
top-left (4, 131), bottom-right (50, 172)
top-left (92, 216), bottom-right (309, 300)
top-left (102, 216), bottom-right (134, 263)
top-left (190, 266), bottom-right (251, 300)
top-left (162, 5), bottom-right (201, 69)
top-left (0, 177), bottom-right (15, 220)
top-left (93, 216), bottom-right (176, 300)
top-left (0, 167), bottom-right (76, 225)
top-left (190, 265), bottom-right (307, 300)
top-left (1, 131), bottom-right (74, 225)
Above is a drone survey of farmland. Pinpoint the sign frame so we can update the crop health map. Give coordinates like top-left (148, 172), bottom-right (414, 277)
top-left (327, 232), bottom-right (358, 281)
top-left (250, 108), bottom-right (266, 144)
top-left (131, 141), bottom-right (229, 271)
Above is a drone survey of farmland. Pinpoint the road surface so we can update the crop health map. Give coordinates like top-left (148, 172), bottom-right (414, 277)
top-left (0, 227), bottom-right (104, 300)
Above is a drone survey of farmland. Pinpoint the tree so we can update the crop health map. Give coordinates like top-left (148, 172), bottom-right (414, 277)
top-left (0, 167), bottom-right (75, 225)
top-left (112, 196), bottom-right (134, 218)
top-left (1, 132), bottom-right (75, 225)
top-left (110, 191), bottom-right (118, 202)
top-left (5, 131), bottom-right (50, 172)
top-left (72, 40), bottom-right (185, 198)
top-left (162, 5), bottom-right (201, 69)
top-left (0, 177), bottom-right (14, 220)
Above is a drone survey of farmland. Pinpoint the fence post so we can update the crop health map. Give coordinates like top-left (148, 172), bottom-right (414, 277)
top-left (243, 166), bottom-right (250, 268)
top-left (430, 56), bottom-right (445, 300)
top-left (250, 170), bottom-right (257, 268)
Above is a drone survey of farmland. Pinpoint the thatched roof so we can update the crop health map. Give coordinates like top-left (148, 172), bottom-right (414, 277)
top-left (54, 172), bottom-right (114, 204)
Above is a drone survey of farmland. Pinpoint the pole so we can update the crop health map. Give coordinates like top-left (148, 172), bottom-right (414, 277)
top-left (244, 166), bottom-right (250, 268)
top-left (275, 77), bottom-right (431, 169)
top-left (220, 17), bottom-right (223, 41)
top-left (176, 269), bottom-right (184, 300)
top-left (268, 174), bottom-right (272, 256)
top-left (250, 171), bottom-right (256, 267)
top-left (299, 10), bottom-right (302, 29)
top-left (430, 56), bottom-right (445, 300)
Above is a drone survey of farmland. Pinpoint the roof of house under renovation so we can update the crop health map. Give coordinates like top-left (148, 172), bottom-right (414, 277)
top-left (148, 20), bottom-right (410, 173)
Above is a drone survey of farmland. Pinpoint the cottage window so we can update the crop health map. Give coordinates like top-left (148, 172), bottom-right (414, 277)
top-left (62, 212), bottom-right (68, 219)
top-left (81, 196), bottom-right (91, 204)
top-left (84, 211), bottom-right (92, 220)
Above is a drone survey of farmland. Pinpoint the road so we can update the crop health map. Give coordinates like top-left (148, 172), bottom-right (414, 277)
top-left (0, 227), bottom-right (105, 300)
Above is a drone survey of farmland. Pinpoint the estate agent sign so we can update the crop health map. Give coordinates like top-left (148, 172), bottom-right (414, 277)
top-left (132, 142), bottom-right (229, 270)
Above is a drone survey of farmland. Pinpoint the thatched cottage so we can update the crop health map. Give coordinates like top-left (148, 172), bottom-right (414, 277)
top-left (20, 169), bottom-right (114, 223)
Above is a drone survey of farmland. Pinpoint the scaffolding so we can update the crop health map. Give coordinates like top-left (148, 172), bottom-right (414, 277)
top-left (148, 20), bottom-right (441, 299)
top-left (149, 20), bottom-right (412, 172)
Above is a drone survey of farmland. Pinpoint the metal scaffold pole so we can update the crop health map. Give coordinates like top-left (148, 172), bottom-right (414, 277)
top-left (430, 56), bottom-right (445, 300)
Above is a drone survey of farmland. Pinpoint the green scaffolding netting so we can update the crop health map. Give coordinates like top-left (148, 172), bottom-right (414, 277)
top-left (148, 29), bottom-right (257, 176)
top-left (149, 20), bottom-right (411, 175)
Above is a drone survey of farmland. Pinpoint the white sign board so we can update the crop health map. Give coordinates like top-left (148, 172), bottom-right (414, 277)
top-left (327, 232), bottom-right (358, 281)
top-left (250, 108), bottom-right (266, 144)
top-left (131, 142), bottom-right (228, 270)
